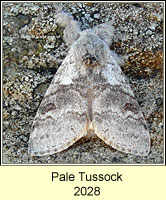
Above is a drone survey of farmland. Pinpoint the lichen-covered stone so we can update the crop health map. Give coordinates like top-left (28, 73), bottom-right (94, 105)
top-left (2, 2), bottom-right (163, 164)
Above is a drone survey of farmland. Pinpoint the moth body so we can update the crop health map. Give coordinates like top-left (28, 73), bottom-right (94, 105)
top-left (28, 12), bottom-right (150, 157)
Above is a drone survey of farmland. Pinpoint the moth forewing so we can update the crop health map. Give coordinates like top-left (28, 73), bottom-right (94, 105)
top-left (28, 54), bottom-right (88, 156)
top-left (92, 56), bottom-right (150, 156)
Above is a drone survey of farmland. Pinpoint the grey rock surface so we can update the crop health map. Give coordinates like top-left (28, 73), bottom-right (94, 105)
top-left (2, 2), bottom-right (163, 164)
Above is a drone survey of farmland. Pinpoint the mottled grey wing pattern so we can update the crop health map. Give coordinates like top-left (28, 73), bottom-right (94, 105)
top-left (93, 55), bottom-right (150, 156)
top-left (28, 54), bottom-right (87, 156)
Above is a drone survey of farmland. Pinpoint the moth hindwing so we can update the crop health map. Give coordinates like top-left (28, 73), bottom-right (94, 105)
top-left (28, 12), bottom-right (150, 156)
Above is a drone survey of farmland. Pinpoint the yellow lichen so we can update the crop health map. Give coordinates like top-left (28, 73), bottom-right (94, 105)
top-left (124, 51), bottom-right (163, 77)
top-left (128, 51), bottom-right (163, 69)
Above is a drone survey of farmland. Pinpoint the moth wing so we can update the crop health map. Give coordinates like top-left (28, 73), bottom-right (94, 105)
top-left (28, 54), bottom-right (87, 156)
top-left (93, 54), bottom-right (150, 156)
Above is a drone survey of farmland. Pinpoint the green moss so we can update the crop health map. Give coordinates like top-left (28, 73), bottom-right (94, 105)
top-left (35, 42), bottom-right (45, 56)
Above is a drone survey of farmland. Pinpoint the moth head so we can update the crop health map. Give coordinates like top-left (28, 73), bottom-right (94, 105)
top-left (71, 30), bottom-right (111, 68)
top-left (81, 54), bottom-right (99, 68)
top-left (56, 12), bottom-right (114, 67)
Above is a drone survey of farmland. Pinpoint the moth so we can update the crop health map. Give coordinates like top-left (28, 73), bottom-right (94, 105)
top-left (28, 12), bottom-right (150, 156)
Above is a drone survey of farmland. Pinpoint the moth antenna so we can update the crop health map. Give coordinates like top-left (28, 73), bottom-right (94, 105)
top-left (55, 12), bottom-right (81, 46)
top-left (93, 20), bottom-right (115, 46)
